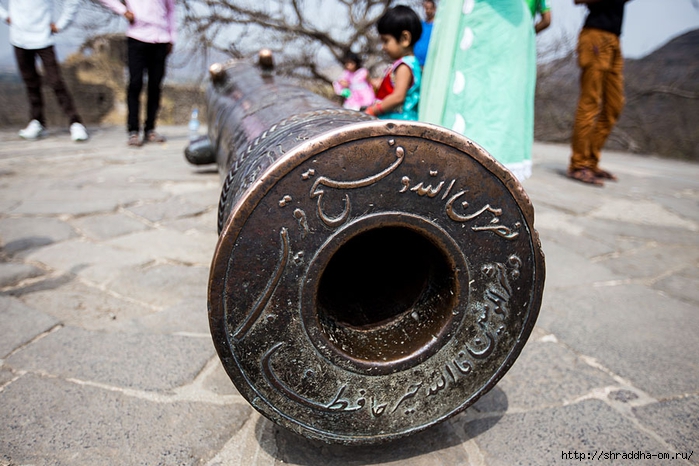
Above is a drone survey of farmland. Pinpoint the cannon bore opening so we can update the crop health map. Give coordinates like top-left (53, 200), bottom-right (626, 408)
top-left (315, 226), bottom-right (459, 366)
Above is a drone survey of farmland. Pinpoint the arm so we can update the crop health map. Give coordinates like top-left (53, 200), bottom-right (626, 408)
top-left (98, 0), bottom-right (133, 23)
top-left (0, 4), bottom-right (8, 24)
top-left (333, 71), bottom-right (350, 94)
top-left (535, 10), bottom-right (551, 33)
top-left (368, 63), bottom-right (413, 115)
top-left (98, 0), bottom-right (127, 15)
top-left (54, 0), bottom-right (81, 33)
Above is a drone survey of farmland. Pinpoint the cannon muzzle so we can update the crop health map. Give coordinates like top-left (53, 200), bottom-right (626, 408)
top-left (192, 51), bottom-right (545, 445)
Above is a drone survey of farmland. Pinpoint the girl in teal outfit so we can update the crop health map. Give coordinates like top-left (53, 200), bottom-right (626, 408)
top-left (420, 0), bottom-right (546, 180)
top-left (365, 5), bottom-right (422, 121)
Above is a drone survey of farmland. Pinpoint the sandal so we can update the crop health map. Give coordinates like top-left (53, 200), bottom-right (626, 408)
top-left (127, 131), bottom-right (143, 147)
top-left (145, 130), bottom-right (166, 143)
top-left (567, 168), bottom-right (604, 186)
top-left (593, 168), bottom-right (618, 181)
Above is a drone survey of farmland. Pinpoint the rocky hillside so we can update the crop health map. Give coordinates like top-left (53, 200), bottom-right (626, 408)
top-left (535, 29), bottom-right (699, 161)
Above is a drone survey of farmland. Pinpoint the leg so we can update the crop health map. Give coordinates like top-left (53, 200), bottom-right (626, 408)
top-left (14, 47), bottom-right (44, 126)
top-left (144, 43), bottom-right (169, 134)
top-left (36, 47), bottom-right (82, 125)
top-left (570, 29), bottom-right (609, 172)
top-left (127, 38), bottom-right (147, 133)
top-left (590, 37), bottom-right (625, 164)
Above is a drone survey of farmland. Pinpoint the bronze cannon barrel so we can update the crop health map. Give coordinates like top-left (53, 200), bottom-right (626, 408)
top-left (198, 53), bottom-right (545, 445)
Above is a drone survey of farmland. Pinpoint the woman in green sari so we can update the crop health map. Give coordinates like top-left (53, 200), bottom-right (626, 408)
top-left (420, 0), bottom-right (550, 181)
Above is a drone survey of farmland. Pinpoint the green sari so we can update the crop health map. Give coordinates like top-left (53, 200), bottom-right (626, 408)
top-left (419, 0), bottom-right (537, 181)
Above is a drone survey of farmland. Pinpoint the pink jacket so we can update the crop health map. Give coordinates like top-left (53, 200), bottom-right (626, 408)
top-left (99, 0), bottom-right (176, 44)
top-left (333, 68), bottom-right (376, 111)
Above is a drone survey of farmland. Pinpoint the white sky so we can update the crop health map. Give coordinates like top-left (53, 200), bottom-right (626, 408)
top-left (1, 0), bottom-right (699, 71)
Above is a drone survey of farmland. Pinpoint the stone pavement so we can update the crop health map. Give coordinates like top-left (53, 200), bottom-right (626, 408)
top-left (0, 125), bottom-right (697, 466)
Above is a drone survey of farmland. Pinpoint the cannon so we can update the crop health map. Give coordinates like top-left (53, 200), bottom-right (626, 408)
top-left (188, 51), bottom-right (545, 445)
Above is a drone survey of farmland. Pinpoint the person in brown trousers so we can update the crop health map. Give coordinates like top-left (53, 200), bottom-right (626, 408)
top-left (568, 0), bottom-right (633, 186)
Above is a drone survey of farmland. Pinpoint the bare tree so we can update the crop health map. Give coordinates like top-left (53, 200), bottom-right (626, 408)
top-left (180, 0), bottom-right (422, 84)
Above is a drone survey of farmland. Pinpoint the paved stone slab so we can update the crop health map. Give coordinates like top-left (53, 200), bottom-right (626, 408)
top-left (126, 197), bottom-right (211, 223)
top-left (538, 284), bottom-right (699, 399)
top-left (652, 191), bottom-right (699, 224)
top-left (539, 239), bottom-right (623, 289)
top-left (633, 395), bottom-right (699, 463)
top-left (162, 208), bottom-right (218, 234)
top-left (588, 198), bottom-right (699, 231)
top-left (474, 331), bottom-right (617, 412)
top-left (652, 268), bottom-right (699, 306)
top-left (106, 228), bottom-right (217, 266)
top-left (0, 374), bottom-right (251, 466)
top-left (0, 216), bottom-right (77, 255)
top-left (201, 360), bottom-right (241, 397)
top-left (602, 244), bottom-right (699, 281)
top-left (0, 367), bottom-right (15, 387)
top-left (108, 263), bottom-right (209, 308)
top-left (18, 280), bottom-right (155, 331)
top-left (0, 295), bottom-right (59, 358)
top-left (70, 212), bottom-right (150, 241)
top-left (521, 167), bottom-right (608, 216)
top-left (24, 238), bottom-right (153, 286)
top-left (112, 297), bottom-right (209, 335)
top-left (0, 261), bottom-right (45, 288)
top-left (535, 207), bottom-right (616, 259)
top-left (5, 326), bottom-right (215, 391)
top-left (457, 399), bottom-right (671, 466)
top-left (576, 215), bottom-right (699, 247)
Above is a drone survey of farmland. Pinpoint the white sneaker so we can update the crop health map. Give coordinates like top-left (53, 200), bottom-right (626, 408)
top-left (70, 122), bottom-right (88, 142)
top-left (19, 119), bottom-right (46, 140)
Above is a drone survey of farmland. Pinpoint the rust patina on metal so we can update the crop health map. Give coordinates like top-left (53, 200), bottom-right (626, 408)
top-left (191, 51), bottom-right (545, 445)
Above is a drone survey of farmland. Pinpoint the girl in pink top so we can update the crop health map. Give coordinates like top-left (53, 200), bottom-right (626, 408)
top-left (333, 52), bottom-right (375, 111)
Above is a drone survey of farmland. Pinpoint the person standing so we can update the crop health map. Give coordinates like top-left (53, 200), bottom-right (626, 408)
top-left (99, 0), bottom-right (177, 147)
top-left (526, 0), bottom-right (551, 34)
top-left (413, 0), bottom-right (437, 68)
top-left (365, 5), bottom-right (422, 121)
top-left (568, 0), bottom-right (632, 186)
top-left (419, 0), bottom-right (537, 181)
top-left (0, 0), bottom-right (88, 142)
top-left (333, 51), bottom-right (376, 111)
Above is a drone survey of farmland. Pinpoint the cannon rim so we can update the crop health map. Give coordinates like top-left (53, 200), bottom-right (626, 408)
top-left (208, 119), bottom-right (545, 445)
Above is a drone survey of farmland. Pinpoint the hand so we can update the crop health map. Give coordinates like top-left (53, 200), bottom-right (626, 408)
top-left (124, 10), bottom-right (135, 24)
top-left (50, 23), bottom-right (58, 34)
top-left (166, 43), bottom-right (173, 55)
top-left (6, 17), bottom-right (10, 25)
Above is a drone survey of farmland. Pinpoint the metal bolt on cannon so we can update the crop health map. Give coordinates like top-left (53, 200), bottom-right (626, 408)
top-left (185, 50), bottom-right (545, 445)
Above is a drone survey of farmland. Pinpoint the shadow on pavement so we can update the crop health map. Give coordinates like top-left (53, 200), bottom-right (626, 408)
top-left (257, 386), bottom-right (508, 464)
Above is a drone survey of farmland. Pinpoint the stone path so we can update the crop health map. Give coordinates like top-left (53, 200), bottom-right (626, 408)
top-left (0, 125), bottom-right (697, 465)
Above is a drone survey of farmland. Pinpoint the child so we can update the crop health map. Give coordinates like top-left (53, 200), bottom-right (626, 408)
top-left (333, 51), bottom-right (375, 111)
top-left (365, 5), bottom-right (422, 121)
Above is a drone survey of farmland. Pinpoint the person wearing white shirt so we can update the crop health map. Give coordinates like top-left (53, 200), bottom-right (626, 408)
top-left (0, 0), bottom-right (88, 141)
